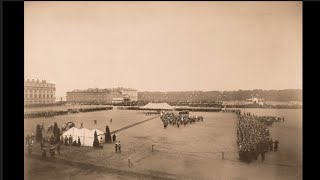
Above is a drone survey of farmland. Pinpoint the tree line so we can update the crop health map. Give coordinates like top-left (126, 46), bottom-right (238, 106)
top-left (138, 89), bottom-right (302, 102)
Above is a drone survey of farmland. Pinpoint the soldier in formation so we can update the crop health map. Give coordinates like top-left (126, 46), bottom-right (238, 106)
top-left (237, 111), bottom-right (280, 163)
top-left (160, 111), bottom-right (204, 128)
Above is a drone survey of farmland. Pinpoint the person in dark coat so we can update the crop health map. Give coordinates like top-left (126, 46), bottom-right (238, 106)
top-left (69, 135), bottom-right (73, 145)
top-left (274, 140), bottom-right (279, 151)
top-left (50, 135), bottom-right (54, 145)
top-left (65, 136), bottom-right (68, 146)
top-left (269, 138), bottom-right (273, 151)
top-left (78, 137), bottom-right (81, 147)
top-left (28, 143), bottom-right (33, 155)
top-left (40, 141), bottom-right (44, 151)
top-left (42, 147), bottom-right (47, 158)
top-left (118, 141), bottom-right (121, 153)
top-left (112, 134), bottom-right (116, 142)
top-left (26, 135), bottom-right (30, 144)
top-left (115, 141), bottom-right (118, 153)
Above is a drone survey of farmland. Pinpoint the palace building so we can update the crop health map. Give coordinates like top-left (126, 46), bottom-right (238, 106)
top-left (24, 79), bottom-right (56, 105)
top-left (66, 87), bottom-right (138, 104)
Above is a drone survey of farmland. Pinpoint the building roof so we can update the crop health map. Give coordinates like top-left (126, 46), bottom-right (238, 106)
top-left (69, 87), bottom-right (137, 93)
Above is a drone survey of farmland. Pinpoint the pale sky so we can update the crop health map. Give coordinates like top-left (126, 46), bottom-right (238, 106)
top-left (24, 1), bottom-right (302, 97)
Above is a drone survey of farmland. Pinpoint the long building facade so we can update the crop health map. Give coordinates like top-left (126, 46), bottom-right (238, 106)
top-left (24, 79), bottom-right (56, 105)
top-left (66, 87), bottom-right (138, 104)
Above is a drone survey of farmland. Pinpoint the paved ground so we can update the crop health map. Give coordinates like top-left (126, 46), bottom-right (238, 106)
top-left (24, 108), bottom-right (302, 180)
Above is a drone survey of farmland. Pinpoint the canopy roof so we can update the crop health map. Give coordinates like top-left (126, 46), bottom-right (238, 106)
top-left (140, 103), bottom-right (173, 110)
top-left (62, 127), bottom-right (104, 147)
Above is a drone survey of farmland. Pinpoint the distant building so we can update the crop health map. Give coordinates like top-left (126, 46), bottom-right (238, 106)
top-left (56, 96), bottom-right (67, 102)
top-left (24, 79), bottom-right (56, 105)
top-left (66, 87), bottom-right (138, 104)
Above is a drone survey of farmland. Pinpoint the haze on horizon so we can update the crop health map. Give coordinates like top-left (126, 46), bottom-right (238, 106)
top-left (24, 1), bottom-right (302, 97)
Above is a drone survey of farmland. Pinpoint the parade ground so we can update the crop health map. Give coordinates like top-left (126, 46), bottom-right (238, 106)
top-left (24, 108), bottom-right (302, 180)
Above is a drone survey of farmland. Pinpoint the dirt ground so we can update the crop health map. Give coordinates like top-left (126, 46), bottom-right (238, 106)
top-left (24, 108), bottom-right (302, 180)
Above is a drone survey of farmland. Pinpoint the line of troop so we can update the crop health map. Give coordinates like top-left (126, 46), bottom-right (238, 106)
top-left (24, 110), bottom-right (68, 119)
top-left (160, 111), bottom-right (204, 128)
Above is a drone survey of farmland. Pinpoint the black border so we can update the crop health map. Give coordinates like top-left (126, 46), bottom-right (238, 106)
top-left (3, 1), bottom-right (24, 180)
top-left (0, 1), bottom-right (3, 180)
top-left (302, 1), bottom-right (319, 179)
top-left (1, 1), bottom-right (314, 180)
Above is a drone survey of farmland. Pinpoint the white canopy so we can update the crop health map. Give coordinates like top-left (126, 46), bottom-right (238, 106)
top-left (62, 127), bottom-right (104, 147)
top-left (140, 103), bottom-right (173, 110)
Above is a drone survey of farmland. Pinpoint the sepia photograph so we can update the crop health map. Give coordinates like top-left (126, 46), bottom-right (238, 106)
top-left (24, 1), bottom-right (302, 180)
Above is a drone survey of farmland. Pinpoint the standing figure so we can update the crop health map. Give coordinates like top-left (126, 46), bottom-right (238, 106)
top-left (42, 147), bottom-right (47, 158)
top-left (94, 120), bottom-right (97, 125)
top-left (40, 141), bottom-right (44, 151)
top-left (65, 136), bottom-right (68, 146)
top-left (69, 135), bottom-right (73, 145)
top-left (80, 123), bottom-right (83, 128)
top-left (50, 145), bottom-right (55, 158)
top-left (274, 140), bottom-right (279, 151)
top-left (115, 141), bottom-right (118, 153)
top-left (128, 156), bottom-right (133, 167)
top-left (110, 118), bottom-right (112, 123)
top-left (112, 134), bottom-right (117, 142)
top-left (28, 143), bottom-right (33, 155)
top-left (78, 137), bottom-right (81, 147)
top-left (118, 141), bottom-right (121, 153)
top-left (26, 135), bottom-right (30, 144)
top-left (269, 138), bottom-right (273, 151)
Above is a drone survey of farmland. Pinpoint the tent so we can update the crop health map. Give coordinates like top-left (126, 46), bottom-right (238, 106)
top-left (62, 127), bottom-right (104, 147)
top-left (140, 103), bottom-right (174, 110)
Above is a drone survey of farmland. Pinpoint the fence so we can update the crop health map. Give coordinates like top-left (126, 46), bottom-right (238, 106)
top-left (127, 144), bottom-right (302, 168)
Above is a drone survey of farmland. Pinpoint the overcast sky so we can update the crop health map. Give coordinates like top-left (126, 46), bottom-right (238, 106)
top-left (24, 1), bottom-right (302, 97)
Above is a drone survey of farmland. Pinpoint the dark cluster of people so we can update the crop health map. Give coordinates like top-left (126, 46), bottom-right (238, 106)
top-left (237, 111), bottom-right (280, 163)
top-left (25, 133), bottom-right (35, 144)
top-left (24, 110), bottom-right (68, 119)
top-left (236, 111), bottom-right (285, 126)
top-left (255, 116), bottom-right (284, 126)
top-left (61, 135), bottom-right (81, 147)
top-left (40, 143), bottom-right (60, 158)
top-left (114, 141), bottom-right (121, 153)
top-left (26, 133), bottom-right (35, 155)
top-left (160, 111), bottom-right (204, 128)
top-left (80, 107), bottom-right (107, 112)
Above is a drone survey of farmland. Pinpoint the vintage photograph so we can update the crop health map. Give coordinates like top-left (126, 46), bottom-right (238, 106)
top-left (24, 2), bottom-right (302, 180)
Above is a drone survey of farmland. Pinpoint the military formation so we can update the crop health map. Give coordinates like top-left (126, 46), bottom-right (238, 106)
top-left (24, 110), bottom-right (68, 119)
top-left (236, 111), bottom-right (281, 163)
top-left (160, 111), bottom-right (204, 128)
